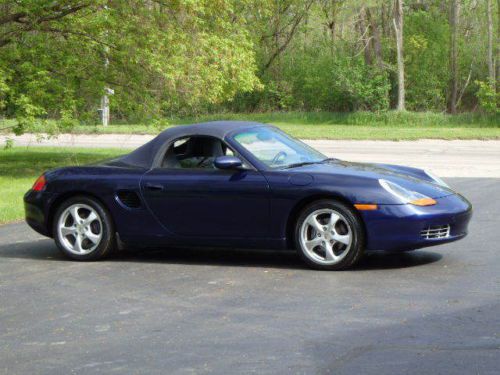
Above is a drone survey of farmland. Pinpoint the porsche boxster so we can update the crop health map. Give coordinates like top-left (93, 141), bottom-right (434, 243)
top-left (24, 121), bottom-right (472, 269)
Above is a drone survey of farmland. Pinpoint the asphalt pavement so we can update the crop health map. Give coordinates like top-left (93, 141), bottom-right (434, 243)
top-left (0, 178), bottom-right (499, 374)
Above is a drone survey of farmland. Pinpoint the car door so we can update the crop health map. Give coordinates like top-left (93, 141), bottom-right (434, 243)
top-left (140, 136), bottom-right (271, 238)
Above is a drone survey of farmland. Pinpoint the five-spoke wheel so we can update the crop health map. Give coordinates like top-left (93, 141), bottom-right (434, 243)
top-left (295, 200), bottom-right (364, 270)
top-left (57, 204), bottom-right (103, 255)
top-left (53, 196), bottom-right (115, 260)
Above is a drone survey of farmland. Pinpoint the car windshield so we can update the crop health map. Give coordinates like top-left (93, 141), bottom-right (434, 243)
top-left (232, 127), bottom-right (326, 168)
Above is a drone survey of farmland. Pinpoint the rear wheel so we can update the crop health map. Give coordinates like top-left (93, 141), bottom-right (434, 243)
top-left (295, 200), bottom-right (365, 270)
top-left (53, 196), bottom-right (115, 260)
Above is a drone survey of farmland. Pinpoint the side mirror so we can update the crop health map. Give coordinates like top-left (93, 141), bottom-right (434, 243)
top-left (214, 156), bottom-right (243, 170)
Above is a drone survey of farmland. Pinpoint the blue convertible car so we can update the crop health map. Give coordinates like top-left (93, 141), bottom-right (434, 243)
top-left (24, 121), bottom-right (472, 270)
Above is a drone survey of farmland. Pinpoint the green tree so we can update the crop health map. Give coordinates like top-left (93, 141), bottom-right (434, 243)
top-left (0, 0), bottom-right (260, 131)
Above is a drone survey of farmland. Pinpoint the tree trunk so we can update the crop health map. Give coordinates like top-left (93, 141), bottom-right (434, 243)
top-left (448, 0), bottom-right (460, 114)
top-left (393, 0), bottom-right (405, 111)
top-left (322, 0), bottom-right (340, 43)
top-left (263, 0), bottom-right (314, 71)
top-left (358, 7), bottom-right (372, 66)
top-left (487, 0), bottom-right (495, 89)
top-left (366, 7), bottom-right (383, 68)
top-left (381, 2), bottom-right (388, 36)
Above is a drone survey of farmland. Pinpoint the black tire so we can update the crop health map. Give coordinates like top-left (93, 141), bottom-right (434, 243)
top-left (294, 199), bottom-right (365, 270)
top-left (53, 195), bottom-right (115, 261)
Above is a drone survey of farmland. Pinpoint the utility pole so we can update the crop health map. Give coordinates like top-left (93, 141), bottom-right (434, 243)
top-left (101, 86), bottom-right (113, 127)
top-left (393, 0), bottom-right (405, 111)
top-left (101, 47), bottom-right (110, 127)
top-left (487, 0), bottom-right (495, 90)
top-left (448, 0), bottom-right (460, 114)
top-left (100, 3), bottom-right (112, 126)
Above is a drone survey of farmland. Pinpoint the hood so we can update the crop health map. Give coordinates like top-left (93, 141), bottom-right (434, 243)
top-left (289, 159), bottom-right (454, 200)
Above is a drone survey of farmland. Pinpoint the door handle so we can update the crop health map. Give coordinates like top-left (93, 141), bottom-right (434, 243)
top-left (145, 183), bottom-right (164, 191)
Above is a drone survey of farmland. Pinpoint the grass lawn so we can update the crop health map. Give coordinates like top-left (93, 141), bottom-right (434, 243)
top-left (0, 147), bottom-right (125, 224)
top-left (2, 111), bottom-right (499, 140)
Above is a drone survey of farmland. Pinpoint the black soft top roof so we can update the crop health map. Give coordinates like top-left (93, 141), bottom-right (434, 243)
top-left (117, 121), bottom-right (267, 168)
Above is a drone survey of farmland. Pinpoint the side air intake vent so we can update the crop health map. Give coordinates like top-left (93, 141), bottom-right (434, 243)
top-left (420, 224), bottom-right (450, 239)
top-left (117, 190), bottom-right (142, 208)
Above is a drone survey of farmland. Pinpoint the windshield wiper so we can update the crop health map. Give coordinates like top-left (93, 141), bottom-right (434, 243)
top-left (281, 158), bottom-right (339, 169)
top-left (281, 161), bottom-right (321, 169)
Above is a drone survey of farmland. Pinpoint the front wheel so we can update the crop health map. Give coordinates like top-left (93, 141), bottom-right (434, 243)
top-left (53, 196), bottom-right (115, 261)
top-left (294, 200), bottom-right (365, 270)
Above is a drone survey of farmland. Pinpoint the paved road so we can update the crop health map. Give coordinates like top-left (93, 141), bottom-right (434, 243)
top-left (0, 178), bottom-right (499, 374)
top-left (2, 133), bottom-right (500, 177)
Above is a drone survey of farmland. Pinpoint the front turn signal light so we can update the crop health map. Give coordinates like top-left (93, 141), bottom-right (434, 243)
top-left (354, 204), bottom-right (378, 211)
top-left (32, 174), bottom-right (46, 191)
top-left (409, 197), bottom-right (436, 206)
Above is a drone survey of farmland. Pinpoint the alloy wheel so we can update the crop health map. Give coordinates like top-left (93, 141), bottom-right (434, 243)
top-left (57, 203), bottom-right (103, 255)
top-left (299, 208), bottom-right (352, 266)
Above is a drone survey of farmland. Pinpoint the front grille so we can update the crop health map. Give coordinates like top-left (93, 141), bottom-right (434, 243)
top-left (420, 224), bottom-right (450, 239)
top-left (117, 190), bottom-right (142, 208)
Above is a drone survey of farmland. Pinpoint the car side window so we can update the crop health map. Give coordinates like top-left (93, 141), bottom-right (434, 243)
top-left (161, 136), bottom-right (236, 169)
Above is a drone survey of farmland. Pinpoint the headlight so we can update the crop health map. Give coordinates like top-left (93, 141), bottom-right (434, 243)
top-left (425, 170), bottom-right (450, 188)
top-left (379, 179), bottom-right (436, 206)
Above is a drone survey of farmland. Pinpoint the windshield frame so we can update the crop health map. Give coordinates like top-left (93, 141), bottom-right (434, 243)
top-left (227, 126), bottom-right (327, 170)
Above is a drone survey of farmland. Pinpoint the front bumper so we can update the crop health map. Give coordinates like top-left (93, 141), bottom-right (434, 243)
top-left (24, 189), bottom-right (52, 237)
top-left (361, 193), bottom-right (472, 251)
